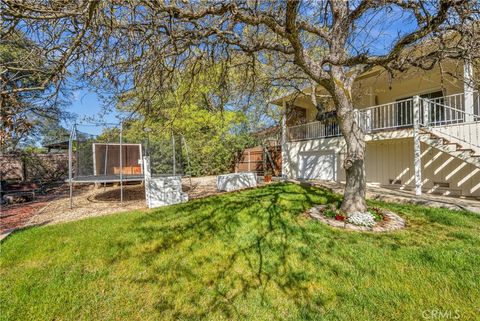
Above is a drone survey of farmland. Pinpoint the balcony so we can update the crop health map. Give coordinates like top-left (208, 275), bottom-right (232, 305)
top-left (286, 92), bottom-right (480, 142)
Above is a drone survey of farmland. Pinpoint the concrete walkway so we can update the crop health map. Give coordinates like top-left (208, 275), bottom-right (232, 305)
top-left (295, 180), bottom-right (480, 214)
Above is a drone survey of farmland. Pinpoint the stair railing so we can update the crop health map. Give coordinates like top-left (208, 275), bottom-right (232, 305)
top-left (420, 97), bottom-right (480, 151)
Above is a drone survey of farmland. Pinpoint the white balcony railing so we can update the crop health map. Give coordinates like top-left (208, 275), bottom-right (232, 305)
top-left (287, 121), bottom-right (340, 141)
top-left (362, 99), bottom-right (413, 130)
top-left (286, 92), bottom-right (480, 142)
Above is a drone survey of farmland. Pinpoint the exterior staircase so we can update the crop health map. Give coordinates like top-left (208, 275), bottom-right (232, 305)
top-left (419, 129), bottom-right (480, 168)
top-left (418, 96), bottom-right (480, 169)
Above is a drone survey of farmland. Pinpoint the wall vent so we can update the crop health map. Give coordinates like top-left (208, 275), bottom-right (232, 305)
top-left (434, 182), bottom-right (450, 188)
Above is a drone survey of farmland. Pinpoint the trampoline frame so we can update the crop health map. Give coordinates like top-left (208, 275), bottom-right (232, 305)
top-left (68, 121), bottom-right (136, 208)
top-left (68, 122), bottom-right (193, 209)
top-left (68, 175), bottom-right (145, 183)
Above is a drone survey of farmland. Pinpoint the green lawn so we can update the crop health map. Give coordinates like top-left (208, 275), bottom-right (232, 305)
top-left (1, 183), bottom-right (479, 321)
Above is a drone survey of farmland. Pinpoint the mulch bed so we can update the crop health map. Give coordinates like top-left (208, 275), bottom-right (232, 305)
top-left (306, 205), bottom-right (406, 232)
top-left (1, 202), bottom-right (48, 234)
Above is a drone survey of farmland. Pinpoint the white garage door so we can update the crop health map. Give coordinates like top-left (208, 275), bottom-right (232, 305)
top-left (299, 150), bottom-right (336, 180)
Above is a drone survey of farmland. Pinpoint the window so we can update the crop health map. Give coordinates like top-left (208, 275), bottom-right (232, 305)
top-left (434, 182), bottom-right (450, 188)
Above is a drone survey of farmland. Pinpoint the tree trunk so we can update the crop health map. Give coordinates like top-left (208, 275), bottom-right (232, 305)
top-left (329, 76), bottom-right (367, 215)
top-left (340, 127), bottom-right (367, 214)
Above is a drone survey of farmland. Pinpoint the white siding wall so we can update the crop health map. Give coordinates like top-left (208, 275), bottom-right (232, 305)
top-left (366, 138), bottom-right (480, 197)
top-left (285, 137), bottom-right (480, 197)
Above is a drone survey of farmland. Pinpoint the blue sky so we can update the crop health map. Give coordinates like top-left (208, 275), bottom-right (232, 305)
top-left (66, 90), bottom-right (120, 135)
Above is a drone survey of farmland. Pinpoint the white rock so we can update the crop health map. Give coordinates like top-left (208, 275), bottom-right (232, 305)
top-left (145, 176), bottom-right (188, 208)
top-left (347, 212), bottom-right (376, 227)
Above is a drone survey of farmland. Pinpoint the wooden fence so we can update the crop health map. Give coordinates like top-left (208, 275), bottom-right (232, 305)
top-left (234, 145), bottom-right (281, 176)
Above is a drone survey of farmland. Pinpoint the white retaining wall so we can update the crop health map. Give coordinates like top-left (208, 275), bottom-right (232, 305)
top-left (217, 172), bottom-right (257, 192)
top-left (143, 157), bottom-right (188, 208)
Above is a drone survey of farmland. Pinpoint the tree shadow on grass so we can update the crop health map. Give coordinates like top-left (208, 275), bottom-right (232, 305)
top-left (108, 183), bottom-right (343, 320)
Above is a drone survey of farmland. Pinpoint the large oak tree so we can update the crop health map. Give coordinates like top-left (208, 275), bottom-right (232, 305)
top-left (2, 0), bottom-right (479, 213)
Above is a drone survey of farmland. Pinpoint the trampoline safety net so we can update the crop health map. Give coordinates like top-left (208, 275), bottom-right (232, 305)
top-left (70, 123), bottom-right (190, 183)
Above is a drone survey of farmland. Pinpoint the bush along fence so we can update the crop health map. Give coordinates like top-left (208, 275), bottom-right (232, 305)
top-left (0, 152), bottom-right (69, 184)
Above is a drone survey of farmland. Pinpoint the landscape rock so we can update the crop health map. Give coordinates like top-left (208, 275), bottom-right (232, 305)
top-left (347, 212), bottom-right (376, 227)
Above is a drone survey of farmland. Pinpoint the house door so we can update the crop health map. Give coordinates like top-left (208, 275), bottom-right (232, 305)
top-left (395, 91), bottom-right (444, 126)
top-left (298, 150), bottom-right (336, 180)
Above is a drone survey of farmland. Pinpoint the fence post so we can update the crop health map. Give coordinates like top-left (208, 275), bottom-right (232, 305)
top-left (119, 121), bottom-right (123, 206)
top-left (464, 60), bottom-right (474, 123)
top-left (143, 156), bottom-right (151, 208)
top-left (281, 99), bottom-right (287, 179)
top-left (68, 124), bottom-right (75, 209)
top-left (413, 95), bottom-right (422, 196)
top-left (172, 133), bottom-right (176, 175)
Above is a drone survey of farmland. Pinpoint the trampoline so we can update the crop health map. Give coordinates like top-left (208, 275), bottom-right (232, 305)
top-left (67, 121), bottom-right (192, 209)
top-left (67, 121), bottom-right (144, 208)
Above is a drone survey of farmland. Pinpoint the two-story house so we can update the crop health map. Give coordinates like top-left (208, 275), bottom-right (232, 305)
top-left (272, 60), bottom-right (480, 198)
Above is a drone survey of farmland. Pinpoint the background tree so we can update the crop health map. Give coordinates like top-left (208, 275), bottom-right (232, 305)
top-left (36, 118), bottom-right (71, 147)
top-left (0, 30), bottom-right (71, 151)
top-left (2, 0), bottom-right (480, 214)
top-left (118, 59), bottom-right (256, 176)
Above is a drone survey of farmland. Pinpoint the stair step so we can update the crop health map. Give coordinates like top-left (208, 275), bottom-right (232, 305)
top-left (422, 138), bottom-right (474, 154)
top-left (445, 141), bottom-right (462, 148)
top-left (420, 128), bottom-right (480, 168)
top-left (422, 139), bottom-right (457, 152)
top-left (421, 140), bottom-right (480, 167)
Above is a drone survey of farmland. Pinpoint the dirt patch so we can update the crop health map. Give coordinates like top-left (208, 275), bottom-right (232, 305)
top-left (1, 185), bottom-right (69, 235)
top-left (185, 176), bottom-right (223, 199)
top-left (26, 184), bottom-right (147, 228)
top-left (90, 185), bottom-right (146, 202)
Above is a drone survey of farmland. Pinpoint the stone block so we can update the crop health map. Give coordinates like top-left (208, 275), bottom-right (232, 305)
top-left (217, 173), bottom-right (257, 192)
top-left (145, 175), bottom-right (188, 208)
